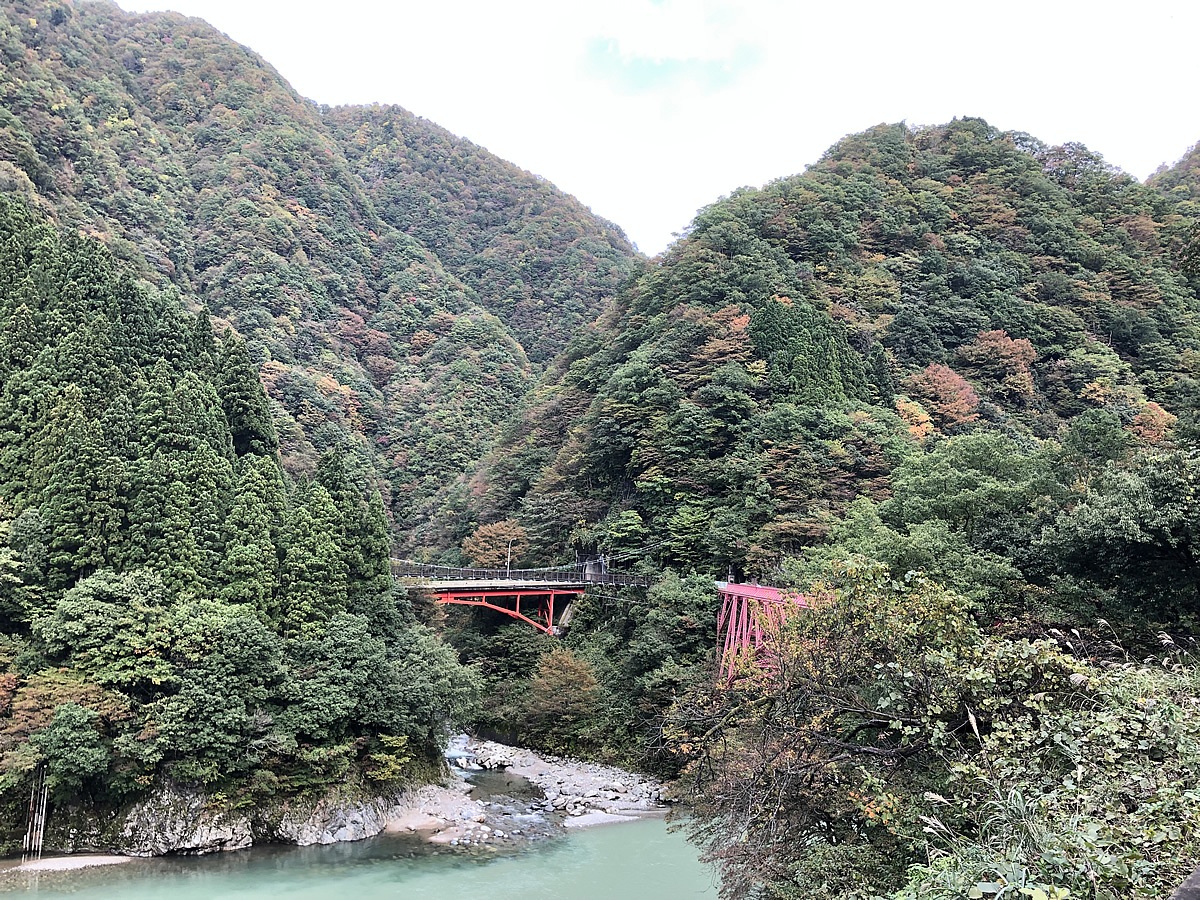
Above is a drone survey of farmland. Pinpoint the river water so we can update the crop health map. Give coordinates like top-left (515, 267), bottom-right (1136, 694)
top-left (0, 818), bottom-right (716, 899)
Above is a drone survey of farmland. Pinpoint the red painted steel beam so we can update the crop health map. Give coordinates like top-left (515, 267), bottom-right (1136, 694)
top-left (434, 587), bottom-right (585, 635)
top-left (437, 597), bottom-right (555, 634)
top-left (434, 589), bottom-right (578, 600)
top-left (715, 583), bottom-right (810, 682)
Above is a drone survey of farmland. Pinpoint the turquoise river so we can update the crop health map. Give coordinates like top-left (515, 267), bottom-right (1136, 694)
top-left (0, 818), bottom-right (716, 899)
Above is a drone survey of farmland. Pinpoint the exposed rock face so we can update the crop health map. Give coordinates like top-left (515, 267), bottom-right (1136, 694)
top-left (48, 781), bottom-right (413, 857)
top-left (119, 784), bottom-right (253, 856)
top-left (1174, 866), bottom-right (1200, 900)
top-left (44, 741), bottom-right (665, 857)
top-left (252, 791), bottom-right (398, 846)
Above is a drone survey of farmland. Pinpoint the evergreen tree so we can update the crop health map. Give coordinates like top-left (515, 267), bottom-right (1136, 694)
top-left (359, 490), bottom-right (394, 602)
top-left (101, 393), bottom-right (136, 462)
top-left (0, 303), bottom-right (39, 375)
top-left (865, 344), bottom-right (897, 405)
top-left (316, 451), bottom-right (370, 600)
top-left (188, 311), bottom-right (218, 378)
top-left (280, 484), bottom-right (347, 636)
top-left (135, 359), bottom-right (193, 459)
top-left (125, 451), bottom-right (172, 570)
top-left (106, 278), bottom-right (158, 372)
top-left (0, 368), bottom-right (45, 508)
top-left (186, 443), bottom-right (234, 587)
top-left (219, 463), bottom-right (278, 614)
top-left (175, 372), bottom-right (234, 459)
top-left (148, 290), bottom-right (190, 370)
top-left (28, 385), bottom-right (86, 503)
top-left (42, 418), bottom-right (127, 589)
top-left (0, 506), bottom-right (27, 630)
top-left (218, 333), bottom-right (277, 457)
top-left (250, 454), bottom-right (290, 548)
top-left (748, 297), bottom-right (868, 403)
top-left (54, 319), bottom-right (124, 414)
top-left (154, 480), bottom-right (204, 599)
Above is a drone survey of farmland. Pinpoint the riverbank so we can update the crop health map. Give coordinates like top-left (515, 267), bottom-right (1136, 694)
top-left (472, 739), bottom-right (665, 818)
top-left (383, 737), bottom-right (669, 847)
top-left (0, 855), bottom-right (132, 874)
top-left (6, 738), bottom-right (667, 865)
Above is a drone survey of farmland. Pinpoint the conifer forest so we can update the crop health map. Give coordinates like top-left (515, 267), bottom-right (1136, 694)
top-left (1, 1), bottom-right (1199, 897)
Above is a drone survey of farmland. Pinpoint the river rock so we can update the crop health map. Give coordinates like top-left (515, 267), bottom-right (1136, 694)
top-left (257, 792), bottom-right (394, 846)
top-left (119, 783), bottom-right (253, 856)
top-left (564, 811), bottom-right (639, 828)
top-left (386, 811), bottom-right (447, 835)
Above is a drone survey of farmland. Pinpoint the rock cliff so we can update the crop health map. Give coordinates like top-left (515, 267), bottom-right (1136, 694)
top-left (48, 781), bottom-right (413, 856)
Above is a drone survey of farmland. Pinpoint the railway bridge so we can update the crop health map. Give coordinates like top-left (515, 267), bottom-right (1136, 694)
top-left (393, 560), bottom-right (806, 675)
top-left (391, 560), bottom-right (650, 635)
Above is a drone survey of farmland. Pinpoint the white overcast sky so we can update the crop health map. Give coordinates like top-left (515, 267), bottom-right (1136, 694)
top-left (127, 0), bottom-right (1199, 256)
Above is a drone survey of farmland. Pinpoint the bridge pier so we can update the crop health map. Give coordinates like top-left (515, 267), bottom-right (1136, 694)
top-left (716, 582), bottom-right (808, 681)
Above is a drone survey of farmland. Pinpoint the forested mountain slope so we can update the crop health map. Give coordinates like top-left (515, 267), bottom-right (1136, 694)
top-left (0, 195), bottom-right (477, 846)
top-left (473, 119), bottom-right (1200, 579)
top-left (324, 105), bottom-right (638, 364)
top-left (4, 1), bottom-right (1200, 894)
top-left (0, 0), bottom-right (636, 552)
top-left (1151, 140), bottom-right (1200, 202)
top-left (454, 120), bottom-right (1200, 900)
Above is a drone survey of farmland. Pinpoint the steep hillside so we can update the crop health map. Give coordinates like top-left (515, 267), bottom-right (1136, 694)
top-left (1151, 141), bottom-right (1200, 203)
top-left (453, 121), bottom-right (1200, 900)
top-left (325, 105), bottom-right (638, 364)
top-left (471, 119), bottom-right (1200, 579)
top-left (0, 0), bottom-right (635, 550)
top-left (0, 194), bottom-right (477, 845)
top-left (4, 4), bottom-right (1200, 893)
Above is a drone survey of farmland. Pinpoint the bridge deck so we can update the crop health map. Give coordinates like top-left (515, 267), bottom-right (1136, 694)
top-left (391, 560), bottom-right (649, 588)
top-left (715, 581), bottom-right (787, 603)
top-left (398, 579), bottom-right (590, 592)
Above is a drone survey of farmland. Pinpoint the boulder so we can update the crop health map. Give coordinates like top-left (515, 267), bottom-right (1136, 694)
top-left (118, 784), bottom-right (253, 856)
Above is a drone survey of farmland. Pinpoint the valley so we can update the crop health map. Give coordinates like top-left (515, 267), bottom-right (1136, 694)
top-left (1, 1), bottom-right (1199, 897)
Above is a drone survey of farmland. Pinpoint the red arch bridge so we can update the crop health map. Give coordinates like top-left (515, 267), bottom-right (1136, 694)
top-left (391, 561), bottom-right (651, 635)
top-left (392, 562), bottom-right (806, 675)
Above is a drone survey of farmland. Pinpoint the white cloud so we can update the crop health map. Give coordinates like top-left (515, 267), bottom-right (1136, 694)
top-left (125, 0), bottom-right (1200, 255)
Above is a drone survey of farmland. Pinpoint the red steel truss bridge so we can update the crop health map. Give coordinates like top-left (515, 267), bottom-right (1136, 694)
top-left (391, 560), bottom-right (650, 635)
top-left (716, 581), bottom-right (810, 681)
top-left (393, 560), bottom-right (804, 675)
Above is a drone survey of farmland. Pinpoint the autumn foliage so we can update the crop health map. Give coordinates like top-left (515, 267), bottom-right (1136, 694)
top-left (956, 329), bottom-right (1036, 401)
top-left (903, 364), bottom-right (981, 430)
top-left (462, 520), bottom-right (530, 568)
top-left (1130, 401), bottom-right (1177, 444)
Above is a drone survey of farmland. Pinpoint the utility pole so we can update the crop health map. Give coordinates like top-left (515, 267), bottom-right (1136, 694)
top-left (506, 537), bottom-right (514, 576)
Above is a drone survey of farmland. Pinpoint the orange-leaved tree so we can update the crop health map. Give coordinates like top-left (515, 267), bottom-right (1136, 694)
top-left (904, 364), bottom-right (980, 430)
top-left (462, 520), bottom-right (529, 568)
top-left (519, 646), bottom-right (602, 754)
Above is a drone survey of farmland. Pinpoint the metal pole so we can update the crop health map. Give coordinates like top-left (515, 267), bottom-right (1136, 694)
top-left (35, 768), bottom-right (46, 858)
top-left (22, 767), bottom-right (37, 862)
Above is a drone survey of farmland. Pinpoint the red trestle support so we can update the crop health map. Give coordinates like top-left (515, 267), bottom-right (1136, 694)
top-left (716, 582), bottom-right (808, 681)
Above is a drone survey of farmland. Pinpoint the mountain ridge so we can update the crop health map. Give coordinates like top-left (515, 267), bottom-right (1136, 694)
top-left (4, 3), bottom-right (1200, 895)
top-left (0, 0), bottom-right (639, 554)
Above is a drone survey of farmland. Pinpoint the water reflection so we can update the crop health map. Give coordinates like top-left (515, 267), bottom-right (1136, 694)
top-left (0, 817), bottom-right (715, 900)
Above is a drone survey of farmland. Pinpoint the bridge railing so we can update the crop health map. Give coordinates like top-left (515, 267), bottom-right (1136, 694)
top-left (390, 560), bottom-right (650, 587)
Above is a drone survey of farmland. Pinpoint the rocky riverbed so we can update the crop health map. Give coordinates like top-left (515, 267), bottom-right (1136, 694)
top-left (383, 736), bottom-right (669, 848)
top-left (17, 738), bottom-right (668, 863)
